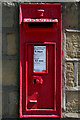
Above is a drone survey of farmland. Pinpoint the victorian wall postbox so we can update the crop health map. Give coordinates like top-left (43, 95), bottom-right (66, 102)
top-left (19, 3), bottom-right (62, 118)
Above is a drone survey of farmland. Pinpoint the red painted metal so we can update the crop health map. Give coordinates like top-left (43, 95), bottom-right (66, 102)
top-left (19, 3), bottom-right (62, 118)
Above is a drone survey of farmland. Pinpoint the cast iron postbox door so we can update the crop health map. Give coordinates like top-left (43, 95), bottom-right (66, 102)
top-left (19, 3), bottom-right (62, 118)
top-left (25, 43), bottom-right (56, 110)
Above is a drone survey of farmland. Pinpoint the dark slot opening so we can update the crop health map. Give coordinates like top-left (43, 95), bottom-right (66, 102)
top-left (28, 22), bottom-right (53, 28)
top-left (33, 79), bottom-right (36, 84)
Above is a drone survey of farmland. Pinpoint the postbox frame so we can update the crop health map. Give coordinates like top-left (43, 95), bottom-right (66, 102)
top-left (19, 3), bottom-right (62, 118)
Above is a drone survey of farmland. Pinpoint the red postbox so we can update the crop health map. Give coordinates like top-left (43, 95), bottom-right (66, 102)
top-left (19, 3), bottom-right (62, 118)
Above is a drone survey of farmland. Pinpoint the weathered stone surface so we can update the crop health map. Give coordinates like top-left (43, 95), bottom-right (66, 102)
top-left (62, 3), bottom-right (80, 28)
top-left (66, 62), bottom-right (74, 87)
top-left (7, 33), bottom-right (17, 55)
top-left (8, 91), bottom-right (18, 115)
top-left (2, 59), bottom-right (18, 86)
top-left (66, 32), bottom-right (80, 58)
top-left (0, 2), bottom-right (2, 28)
top-left (2, 2), bottom-right (18, 28)
top-left (0, 32), bottom-right (2, 56)
top-left (66, 91), bottom-right (80, 112)
top-left (63, 113), bottom-right (80, 118)
top-left (0, 59), bottom-right (2, 85)
top-left (78, 62), bottom-right (80, 86)
top-left (2, 90), bottom-right (5, 116)
top-left (0, 90), bottom-right (2, 116)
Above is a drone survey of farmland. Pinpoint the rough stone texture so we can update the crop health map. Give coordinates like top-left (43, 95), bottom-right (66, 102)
top-left (0, 59), bottom-right (2, 85)
top-left (66, 91), bottom-right (80, 112)
top-left (62, 3), bottom-right (80, 28)
top-left (63, 113), bottom-right (80, 118)
top-left (2, 59), bottom-right (18, 86)
top-left (0, 2), bottom-right (2, 28)
top-left (2, 2), bottom-right (18, 28)
top-left (8, 91), bottom-right (18, 116)
top-left (78, 62), bottom-right (80, 86)
top-left (66, 62), bottom-right (74, 87)
top-left (0, 32), bottom-right (2, 56)
top-left (6, 33), bottom-right (17, 55)
top-left (0, 90), bottom-right (2, 116)
top-left (66, 32), bottom-right (80, 58)
top-left (2, 90), bottom-right (5, 116)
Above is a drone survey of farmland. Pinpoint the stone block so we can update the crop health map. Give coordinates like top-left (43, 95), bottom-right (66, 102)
top-left (66, 32), bottom-right (80, 58)
top-left (66, 62), bottom-right (74, 87)
top-left (6, 33), bottom-right (17, 55)
top-left (64, 113), bottom-right (80, 118)
top-left (2, 2), bottom-right (18, 28)
top-left (0, 59), bottom-right (2, 85)
top-left (66, 91), bottom-right (80, 112)
top-left (0, 2), bottom-right (2, 28)
top-left (62, 3), bottom-right (80, 28)
top-left (2, 59), bottom-right (18, 86)
top-left (78, 62), bottom-right (80, 86)
top-left (8, 91), bottom-right (18, 116)
top-left (2, 90), bottom-right (5, 116)
top-left (0, 32), bottom-right (2, 56)
top-left (0, 90), bottom-right (2, 116)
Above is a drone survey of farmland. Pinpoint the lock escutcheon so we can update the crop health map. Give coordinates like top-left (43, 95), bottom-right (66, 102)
top-left (33, 76), bottom-right (43, 85)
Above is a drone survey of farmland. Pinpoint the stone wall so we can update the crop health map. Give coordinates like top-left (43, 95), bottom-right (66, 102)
top-left (1, 1), bottom-right (80, 119)
top-left (2, 2), bottom-right (19, 118)
top-left (62, 2), bottom-right (80, 118)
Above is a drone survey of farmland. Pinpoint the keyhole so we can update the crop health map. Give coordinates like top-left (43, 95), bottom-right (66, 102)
top-left (33, 79), bottom-right (36, 84)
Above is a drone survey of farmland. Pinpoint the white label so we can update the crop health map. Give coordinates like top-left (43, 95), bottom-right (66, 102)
top-left (34, 46), bottom-right (46, 72)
